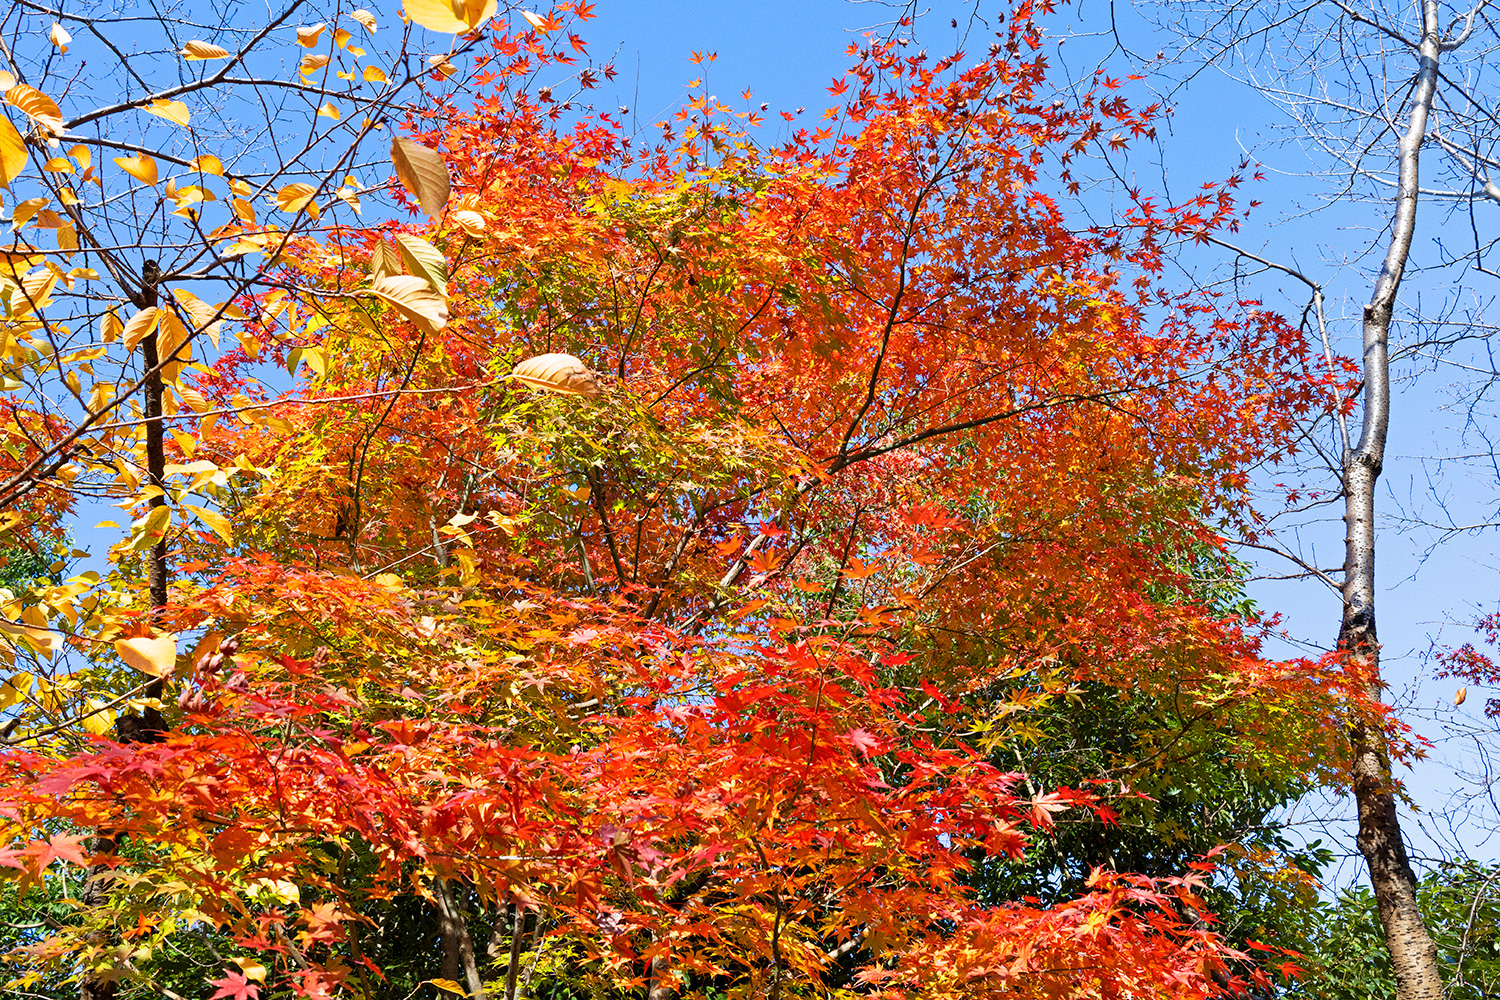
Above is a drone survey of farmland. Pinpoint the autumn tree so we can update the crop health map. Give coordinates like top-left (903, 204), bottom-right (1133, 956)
top-left (0, 2), bottom-right (1358, 998)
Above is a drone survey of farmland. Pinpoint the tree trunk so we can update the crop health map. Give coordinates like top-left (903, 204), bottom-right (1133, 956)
top-left (1340, 6), bottom-right (1443, 999)
top-left (81, 260), bottom-right (170, 1000)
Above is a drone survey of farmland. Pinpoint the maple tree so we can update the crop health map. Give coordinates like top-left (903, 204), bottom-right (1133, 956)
top-left (0, 1), bottom-right (1377, 998)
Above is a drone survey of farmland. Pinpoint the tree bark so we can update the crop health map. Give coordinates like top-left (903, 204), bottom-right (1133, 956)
top-left (80, 260), bottom-right (171, 1000)
top-left (1340, 6), bottom-right (1444, 999)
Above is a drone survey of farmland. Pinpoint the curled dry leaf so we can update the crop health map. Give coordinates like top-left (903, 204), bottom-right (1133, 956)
top-left (508, 353), bottom-right (603, 397)
top-left (370, 274), bottom-right (449, 334)
top-left (49, 23), bottom-right (70, 53)
top-left (390, 137), bottom-right (449, 216)
top-left (349, 9), bottom-right (378, 31)
top-left (116, 635), bottom-right (179, 677)
top-left (181, 40), bottom-right (231, 60)
top-left (1455, 686), bottom-right (1468, 706)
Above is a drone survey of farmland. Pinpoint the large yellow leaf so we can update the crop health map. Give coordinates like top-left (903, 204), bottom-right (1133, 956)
top-left (395, 233), bottom-right (447, 290)
top-left (0, 115), bottom-right (25, 189)
top-left (116, 634), bottom-right (178, 677)
top-left (121, 306), bottom-right (161, 351)
top-left (404, 0), bottom-right (494, 32)
top-left (114, 153), bottom-right (159, 185)
top-left (508, 353), bottom-right (603, 397)
top-left (180, 40), bottom-right (231, 60)
top-left (274, 182), bottom-right (319, 216)
top-left (296, 23), bottom-right (326, 47)
top-left (369, 239), bottom-right (400, 279)
top-left (4, 85), bottom-right (63, 135)
top-left (145, 99), bottom-right (191, 127)
top-left (350, 9), bottom-right (378, 31)
top-left (390, 137), bottom-right (449, 216)
top-left (370, 274), bottom-right (449, 334)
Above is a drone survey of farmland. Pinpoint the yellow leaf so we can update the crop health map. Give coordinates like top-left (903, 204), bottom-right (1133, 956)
top-left (296, 23), bottom-right (326, 47)
top-left (101, 309), bottom-right (122, 343)
top-left (0, 118), bottom-right (27, 189)
top-left (42, 156), bottom-right (71, 173)
top-left (451, 209), bottom-right (486, 237)
top-left (335, 186), bottom-right (361, 213)
top-left (145, 99), bottom-right (190, 127)
top-left (115, 634), bottom-right (178, 677)
top-left (184, 503), bottom-right (232, 544)
top-left (426, 981), bottom-right (466, 996)
top-left (300, 54), bottom-right (330, 74)
top-left (508, 353), bottom-right (603, 397)
top-left (5, 85), bottom-right (63, 135)
top-left (363, 65), bottom-right (388, 84)
top-left (274, 182), bottom-right (318, 215)
top-left (369, 239), bottom-right (399, 279)
top-left (180, 40), bottom-right (231, 60)
top-left (0, 621), bottom-right (56, 660)
top-left (389, 137), bottom-right (449, 216)
top-left (56, 224), bottom-right (76, 253)
top-left (405, 0), bottom-right (495, 32)
top-left (334, 28), bottom-right (352, 49)
top-left (114, 153), bottom-right (159, 185)
top-left (395, 232), bottom-right (447, 291)
top-left (317, 102), bottom-right (341, 120)
top-left (191, 154), bottom-right (223, 176)
top-left (349, 9), bottom-right (378, 31)
top-left (49, 23), bottom-right (71, 53)
top-left (121, 306), bottom-right (160, 352)
top-left (521, 10), bottom-right (548, 30)
top-left (370, 274), bottom-right (449, 334)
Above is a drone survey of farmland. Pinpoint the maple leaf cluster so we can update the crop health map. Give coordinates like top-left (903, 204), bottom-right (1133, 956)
top-left (0, 2), bottom-right (1364, 998)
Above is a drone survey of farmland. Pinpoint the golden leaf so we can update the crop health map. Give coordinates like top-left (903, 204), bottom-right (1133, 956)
top-left (116, 634), bottom-right (178, 677)
top-left (404, 0), bottom-right (496, 33)
top-left (192, 154), bottom-right (224, 176)
top-left (114, 153), bottom-right (159, 185)
top-left (49, 23), bottom-right (70, 54)
top-left (1455, 686), bottom-right (1468, 706)
top-left (390, 137), bottom-right (449, 216)
top-left (296, 23), bottom-right (326, 47)
top-left (451, 209), bottom-right (486, 237)
top-left (350, 9), bottom-right (378, 31)
top-left (363, 65), bottom-right (388, 84)
top-left (317, 102), bottom-right (341, 120)
top-left (68, 144), bottom-right (90, 169)
top-left (180, 40), bottom-right (231, 60)
top-left (42, 156), bottom-right (71, 173)
top-left (0, 116), bottom-right (26, 189)
top-left (369, 239), bottom-right (400, 279)
top-left (301, 54), bottom-right (330, 73)
top-left (274, 182), bottom-right (318, 215)
top-left (508, 353), bottom-right (603, 397)
top-left (121, 306), bottom-right (160, 352)
top-left (145, 98), bottom-right (191, 127)
top-left (395, 233), bottom-right (447, 291)
top-left (370, 274), bottom-right (449, 334)
top-left (5, 85), bottom-right (63, 136)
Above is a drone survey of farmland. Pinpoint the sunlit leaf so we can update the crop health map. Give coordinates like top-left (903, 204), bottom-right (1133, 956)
top-left (274, 182), bottom-right (318, 215)
top-left (0, 116), bottom-right (26, 189)
top-left (49, 23), bottom-right (71, 54)
top-left (181, 40), bottom-right (231, 60)
top-left (5, 85), bottom-right (63, 136)
top-left (370, 274), bottom-right (448, 334)
top-left (349, 9), bottom-right (378, 31)
top-left (121, 306), bottom-right (160, 352)
top-left (296, 23), bottom-right (327, 47)
top-left (116, 634), bottom-right (178, 677)
top-left (390, 137), bottom-right (449, 216)
top-left (404, 0), bottom-right (495, 33)
top-left (508, 353), bottom-right (603, 397)
top-left (114, 154), bottom-right (159, 185)
top-left (145, 99), bottom-right (191, 127)
top-left (395, 233), bottom-right (447, 291)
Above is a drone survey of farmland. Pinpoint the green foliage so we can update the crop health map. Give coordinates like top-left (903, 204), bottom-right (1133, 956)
top-left (1291, 861), bottom-right (1500, 998)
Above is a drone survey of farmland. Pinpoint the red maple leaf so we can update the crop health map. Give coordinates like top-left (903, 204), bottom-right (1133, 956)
top-left (209, 971), bottom-right (260, 1000)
